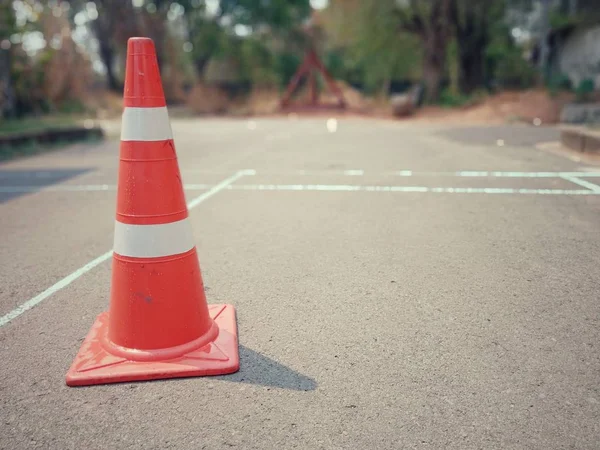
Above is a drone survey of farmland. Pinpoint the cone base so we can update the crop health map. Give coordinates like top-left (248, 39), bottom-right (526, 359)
top-left (65, 304), bottom-right (239, 387)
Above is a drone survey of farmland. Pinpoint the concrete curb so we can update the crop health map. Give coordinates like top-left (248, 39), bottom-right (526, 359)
top-left (0, 126), bottom-right (105, 162)
top-left (560, 126), bottom-right (600, 154)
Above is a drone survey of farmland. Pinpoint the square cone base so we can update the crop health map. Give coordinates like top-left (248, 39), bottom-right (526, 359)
top-left (65, 304), bottom-right (239, 387)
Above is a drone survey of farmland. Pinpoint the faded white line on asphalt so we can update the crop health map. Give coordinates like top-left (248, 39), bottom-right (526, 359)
top-left (560, 175), bottom-right (600, 193)
top-left (456, 171), bottom-right (600, 178)
top-left (185, 170), bottom-right (600, 177)
top-left (0, 171), bottom-right (247, 328)
top-left (6, 169), bottom-right (600, 179)
top-left (4, 181), bottom-right (600, 196)
top-left (227, 184), bottom-right (598, 195)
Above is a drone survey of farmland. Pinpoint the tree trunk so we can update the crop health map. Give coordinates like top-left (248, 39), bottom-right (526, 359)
top-left (418, 0), bottom-right (452, 104)
top-left (421, 30), bottom-right (447, 103)
top-left (97, 38), bottom-right (121, 92)
top-left (422, 57), bottom-right (443, 103)
top-left (194, 57), bottom-right (210, 78)
top-left (458, 40), bottom-right (486, 94)
top-left (0, 48), bottom-right (16, 118)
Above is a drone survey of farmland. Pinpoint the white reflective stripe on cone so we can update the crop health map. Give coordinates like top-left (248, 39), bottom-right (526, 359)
top-left (120, 106), bottom-right (173, 142)
top-left (113, 218), bottom-right (195, 258)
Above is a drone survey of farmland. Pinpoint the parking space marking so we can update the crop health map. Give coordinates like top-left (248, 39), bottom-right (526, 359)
top-left (0, 171), bottom-right (247, 328)
top-left (184, 169), bottom-right (600, 178)
top-left (228, 184), bottom-right (598, 195)
top-left (560, 175), bottom-right (600, 193)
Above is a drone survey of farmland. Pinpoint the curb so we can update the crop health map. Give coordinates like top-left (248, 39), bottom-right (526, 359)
top-left (0, 126), bottom-right (105, 161)
top-left (560, 126), bottom-right (600, 154)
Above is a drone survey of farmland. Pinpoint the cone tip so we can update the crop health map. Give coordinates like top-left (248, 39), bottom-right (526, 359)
top-left (123, 37), bottom-right (165, 108)
top-left (127, 37), bottom-right (156, 56)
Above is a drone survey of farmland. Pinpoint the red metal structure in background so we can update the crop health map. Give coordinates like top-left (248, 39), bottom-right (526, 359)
top-left (280, 46), bottom-right (347, 111)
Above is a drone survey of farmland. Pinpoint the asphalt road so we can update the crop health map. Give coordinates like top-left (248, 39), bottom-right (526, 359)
top-left (1, 117), bottom-right (599, 449)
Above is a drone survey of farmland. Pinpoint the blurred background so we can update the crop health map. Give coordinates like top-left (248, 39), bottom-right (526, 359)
top-left (0, 0), bottom-right (599, 151)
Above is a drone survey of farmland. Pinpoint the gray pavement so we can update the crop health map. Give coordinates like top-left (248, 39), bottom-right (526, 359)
top-left (1, 117), bottom-right (599, 449)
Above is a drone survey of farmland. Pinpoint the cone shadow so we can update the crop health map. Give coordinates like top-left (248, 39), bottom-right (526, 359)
top-left (216, 345), bottom-right (317, 391)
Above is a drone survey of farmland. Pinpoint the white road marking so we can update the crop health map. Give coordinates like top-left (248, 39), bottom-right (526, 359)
top-left (454, 171), bottom-right (600, 178)
top-left (180, 169), bottom-right (600, 178)
top-left (560, 175), bottom-right (600, 193)
top-left (0, 171), bottom-right (247, 328)
top-left (228, 184), bottom-right (598, 195)
top-left (4, 176), bottom-right (600, 196)
top-left (4, 170), bottom-right (600, 186)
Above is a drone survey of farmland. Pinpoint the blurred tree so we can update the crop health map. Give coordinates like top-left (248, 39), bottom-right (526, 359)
top-left (485, 15), bottom-right (537, 90)
top-left (68, 0), bottom-right (141, 92)
top-left (321, 0), bottom-right (421, 95)
top-left (184, 0), bottom-right (311, 82)
top-left (393, 0), bottom-right (453, 103)
top-left (331, 0), bottom-right (452, 102)
top-left (450, 0), bottom-right (505, 94)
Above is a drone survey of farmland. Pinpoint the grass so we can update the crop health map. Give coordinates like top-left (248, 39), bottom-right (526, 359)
top-left (0, 115), bottom-right (81, 137)
top-left (0, 115), bottom-right (103, 162)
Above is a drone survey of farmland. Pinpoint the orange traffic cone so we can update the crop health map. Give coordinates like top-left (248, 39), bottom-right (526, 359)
top-left (65, 37), bottom-right (239, 386)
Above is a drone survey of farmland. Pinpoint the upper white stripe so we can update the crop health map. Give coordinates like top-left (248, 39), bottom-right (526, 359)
top-left (121, 106), bottom-right (173, 141)
top-left (113, 218), bottom-right (195, 258)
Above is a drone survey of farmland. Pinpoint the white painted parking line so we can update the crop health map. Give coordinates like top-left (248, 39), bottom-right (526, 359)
top-left (560, 175), bottom-right (600, 193)
top-left (228, 184), bottom-right (598, 195)
top-left (179, 169), bottom-right (600, 178)
top-left (0, 171), bottom-right (247, 328)
top-left (3, 181), bottom-right (600, 196)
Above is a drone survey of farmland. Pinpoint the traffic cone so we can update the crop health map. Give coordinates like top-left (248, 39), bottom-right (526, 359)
top-left (65, 37), bottom-right (239, 386)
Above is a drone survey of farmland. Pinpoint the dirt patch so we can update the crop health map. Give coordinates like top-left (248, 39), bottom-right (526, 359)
top-left (186, 83), bottom-right (232, 115)
top-left (410, 90), bottom-right (575, 125)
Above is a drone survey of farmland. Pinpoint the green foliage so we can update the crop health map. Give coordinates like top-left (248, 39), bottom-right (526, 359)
top-left (438, 87), bottom-right (487, 108)
top-left (275, 51), bottom-right (302, 87)
top-left (575, 78), bottom-right (595, 103)
top-left (332, 0), bottom-right (422, 94)
top-left (238, 38), bottom-right (279, 87)
top-left (485, 21), bottom-right (537, 90)
top-left (492, 51), bottom-right (537, 89)
top-left (216, 0), bottom-right (311, 30)
top-left (546, 72), bottom-right (572, 96)
top-left (186, 0), bottom-right (313, 90)
top-left (438, 89), bottom-right (470, 108)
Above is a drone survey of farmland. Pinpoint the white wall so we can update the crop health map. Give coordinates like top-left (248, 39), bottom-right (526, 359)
top-left (558, 25), bottom-right (600, 89)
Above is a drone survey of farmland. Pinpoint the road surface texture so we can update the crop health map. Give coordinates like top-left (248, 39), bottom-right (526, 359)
top-left (1, 117), bottom-right (599, 449)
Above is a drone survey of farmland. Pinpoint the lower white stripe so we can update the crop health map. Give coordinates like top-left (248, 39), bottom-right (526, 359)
top-left (113, 218), bottom-right (195, 258)
top-left (120, 106), bottom-right (173, 141)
